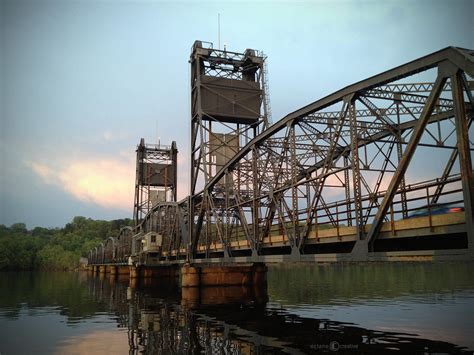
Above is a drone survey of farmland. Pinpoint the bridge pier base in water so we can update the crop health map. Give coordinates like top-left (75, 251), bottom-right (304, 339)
top-left (181, 283), bottom-right (269, 308)
top-left (127, 265), bottom-right (180, 288)
top-left (129, 265), bottom-right (180, 279)
top-left (115, 265), bottom-right (129, 275)
top-left (107, 265), bottom-right (129, 276)
top-left (181, 263), bottom-right (267, 288)
top-left (139, 265), bottom-right (179, 279)
top-left (129, 265), bottom-right (140, 279)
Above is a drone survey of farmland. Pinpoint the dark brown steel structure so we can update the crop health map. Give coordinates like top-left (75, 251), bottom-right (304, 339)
top-left (189, 41), bottom-right (271, 259)
top-left (89, 44), bottom-right (474, 266)
top-left (133, 138), bottom-right (178, 224)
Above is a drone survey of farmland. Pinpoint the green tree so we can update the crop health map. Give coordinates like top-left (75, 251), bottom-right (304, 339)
top-left (0, 217), bottom-right (132, 271)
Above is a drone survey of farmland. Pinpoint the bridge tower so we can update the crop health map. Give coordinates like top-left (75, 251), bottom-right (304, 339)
top-left (189, 40), bottom-right (270, 258)
top-left (133, 138), bottom-right (178, 225)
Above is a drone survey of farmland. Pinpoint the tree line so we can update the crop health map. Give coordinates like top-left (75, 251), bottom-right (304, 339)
top-left (0, 216), bottom-right (133, 271)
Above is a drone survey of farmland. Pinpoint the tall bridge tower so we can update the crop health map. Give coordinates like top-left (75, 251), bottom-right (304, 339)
top-left (133, 138), bottom-right (178, 225)
top-left (189, 41), bottom-right (270, 257)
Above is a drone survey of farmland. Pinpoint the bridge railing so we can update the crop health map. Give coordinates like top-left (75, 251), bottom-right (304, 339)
top-left (86, 46), bottom-right (473, 264)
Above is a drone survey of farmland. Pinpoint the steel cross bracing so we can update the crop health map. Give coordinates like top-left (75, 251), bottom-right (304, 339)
top-left (184, 46), bottom-right (474, 261)
top-left (188, 41), bottom-right (270, 260)
top-left (133, 140), bottom-right (178, 225)
top-left (87, 46), bottom-right (474, 265)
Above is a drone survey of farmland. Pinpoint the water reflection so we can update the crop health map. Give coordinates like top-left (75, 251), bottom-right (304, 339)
top-left (268, 262), bottom-right (474, 306)
top-left (55, 329), bottom-right (130, 355)
top-left (80, 267), bottom-right (472, 354)
top-left (181, 285), bottom-right (268, 308)
top-left (268, 262), bottom-right (474, 350)
top-left (0, 264), bottom-right (473, 354)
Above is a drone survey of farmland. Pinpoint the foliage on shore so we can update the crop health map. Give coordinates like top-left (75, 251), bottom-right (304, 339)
top-left (0, 217), bottom-right (133, 271)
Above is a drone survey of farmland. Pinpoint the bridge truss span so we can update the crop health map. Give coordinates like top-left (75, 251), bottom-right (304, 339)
top-left (86, 45), bottom-right (474, 266)
top-left (190, 46), bottom-right (474, 262)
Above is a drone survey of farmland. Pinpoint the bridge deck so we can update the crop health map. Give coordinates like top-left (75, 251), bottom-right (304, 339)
top-left (90, 212), bottom-right (469, 267)
top-left (158, 212), bottom-right (466, 258)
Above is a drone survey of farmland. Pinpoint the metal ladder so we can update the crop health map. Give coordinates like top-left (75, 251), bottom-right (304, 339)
top-left (261, 52), bottom-right (273, 127)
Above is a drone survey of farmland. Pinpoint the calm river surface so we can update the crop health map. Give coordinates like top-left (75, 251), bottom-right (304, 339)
top-left (1, 263), bottom-right (473, 354)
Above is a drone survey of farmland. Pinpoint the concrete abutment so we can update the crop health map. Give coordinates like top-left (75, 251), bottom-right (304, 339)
top-left (181, 263), bottom-right (267, 288)
top-left (89, 263), bottom-right (268, 305)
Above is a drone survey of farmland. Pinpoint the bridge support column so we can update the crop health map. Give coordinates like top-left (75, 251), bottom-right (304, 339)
top-left (109, 265), bottom-right (117, 275)
top-left (139, 265), bottom-right (179, 279)
top-left (129, 266), bottom-right (140, 288)
top-left (116, 266), bottom-right (130, 275)
top-left (140, 267), bottom-right (154, 278)
top-left (181, 284), bottom-right (269, 308)
top-left (181, 263), bottom-right (267, 288)
top-left (139, 266), bottom-right (180, 287)
top-left (99, 265), bottom-right (107, 274)
top-left (129, 265), bottom-right (140, 279)
top-left (128, 265), bottom-right (179, 287)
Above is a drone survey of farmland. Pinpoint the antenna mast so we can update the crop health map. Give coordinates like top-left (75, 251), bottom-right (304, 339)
top-left (218, 13), bottom-right (221, 50)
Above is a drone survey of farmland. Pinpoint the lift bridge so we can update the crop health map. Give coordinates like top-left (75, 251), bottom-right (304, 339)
top-left (89, 42), bottom-right (474, 268)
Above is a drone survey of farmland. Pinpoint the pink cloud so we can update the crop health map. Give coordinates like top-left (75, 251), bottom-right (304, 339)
top-left (30, 162), bottom-right (56, 184)
top-left (28, 158), bottom-right (135, 211)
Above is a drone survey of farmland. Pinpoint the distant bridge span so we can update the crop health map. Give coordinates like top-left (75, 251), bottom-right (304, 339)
top-left (88, 46), bottom-right (474, 267)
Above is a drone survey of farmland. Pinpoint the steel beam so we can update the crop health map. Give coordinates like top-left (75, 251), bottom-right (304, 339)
top-left (343, 154), bottom-right (352, 226)
top-left (452, 71), bottom-right (474, 249)
top-left (349, 99), bottom-right (364, 239)
top-left (366, 73), bottom-right (448, 246)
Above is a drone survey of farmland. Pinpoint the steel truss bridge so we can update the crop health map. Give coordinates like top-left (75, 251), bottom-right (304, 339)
top-left (89, 46), bottom-right (474, 266)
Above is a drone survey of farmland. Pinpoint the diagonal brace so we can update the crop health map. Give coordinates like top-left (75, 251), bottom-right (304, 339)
top-left (366, 74), bottom-right (448, 245)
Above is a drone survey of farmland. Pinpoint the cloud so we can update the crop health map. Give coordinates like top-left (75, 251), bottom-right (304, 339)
top-left (102, 130), bottom-right (129, 142)
top-left (103, 131), bottom-right (114, 141)
top-left (55, 329), bottom-right (129, 355)
top-left (30, 162), bottom-right (56, 184)
top-left (27, 157), bottom-right (135, 211)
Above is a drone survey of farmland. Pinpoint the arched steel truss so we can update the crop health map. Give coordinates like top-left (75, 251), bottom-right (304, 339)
top-left (87, 46), bottom-right (473, 264)
top-left (188, 46), bottom-right (473, 260)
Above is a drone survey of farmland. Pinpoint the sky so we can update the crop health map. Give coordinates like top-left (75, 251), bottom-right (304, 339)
top-left (1, 0), bottom-right (473, 228)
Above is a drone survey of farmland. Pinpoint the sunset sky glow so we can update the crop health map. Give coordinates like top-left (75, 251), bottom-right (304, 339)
top-left (1, 0), bottom-right (472, 228)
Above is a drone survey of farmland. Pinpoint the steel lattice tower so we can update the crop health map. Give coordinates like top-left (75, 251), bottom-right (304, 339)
top-left (189, 41), bottom-right (270, 257)
top-left (133, 138), bottom-right (178, 225)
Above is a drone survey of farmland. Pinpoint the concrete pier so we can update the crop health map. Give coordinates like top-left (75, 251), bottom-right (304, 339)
top-left (116, 266), bottom-right (130, 275)
top-left (129, 265), bottom-right (140, 279)
top-left (128, 265), bottom-right (180, 287)
top-left (181, 284), bottom-right (268, 307)
top-left (181, 263), bottom-right (267, 288)
top-left (90, 263), bottom-right (267, 305)
top-left (139, 265), bottom-right (179, 279)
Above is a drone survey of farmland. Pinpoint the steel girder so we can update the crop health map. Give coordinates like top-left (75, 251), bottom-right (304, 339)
top-left (116, 226), bottom-right (133, 263)
top-left (103, 237), bottom-right (116, 263)
top-left (85, 47), bottom-right (474, 263)
top-left (134, 200), bottom-right (188, 261)
top-left (191, 46), bottom-right (473, 260)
